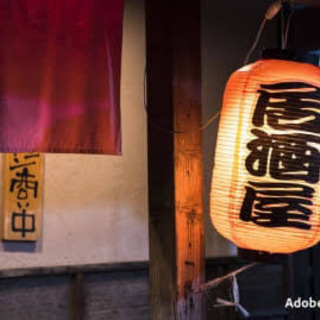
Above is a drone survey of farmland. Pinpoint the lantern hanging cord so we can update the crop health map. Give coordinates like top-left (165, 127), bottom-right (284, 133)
top-left (283, 1), bottom-right (295, 49)
top-left (244, 0), bottom-right (283, 65)
top-left (144, 67), bottom-right (221, 134)
top-left (197, 261), bottom-right (259, 292)
top-left (213, 276), bottom-right (250, 318)
top-left (244, 18), bottom-right (266, 66)
top-left (195, 262), bottom-right (258, 318)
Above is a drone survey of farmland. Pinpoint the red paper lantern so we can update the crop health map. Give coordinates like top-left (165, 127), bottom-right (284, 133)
top-left (210, 54), bottom-right (320, 253)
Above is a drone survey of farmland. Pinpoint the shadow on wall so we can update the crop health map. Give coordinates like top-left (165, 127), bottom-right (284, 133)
top-left (202, 0), bottom-right (277, 257)
top-left (2, 242), bottom-right (38, 253)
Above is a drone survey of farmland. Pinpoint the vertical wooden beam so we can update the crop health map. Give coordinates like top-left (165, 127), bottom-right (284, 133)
top-left (146, 1), bottom-right (205, 319)
top-left (311, 244), bottom-right (320, 320)
top-left (70, 273), bottom-right (84, 320)
top-left (290, 251), bottom-right (313, 320)
top-left (173, 1), bottom-right (204, 318)
top-left (284, 7), bottom-right (320, 320)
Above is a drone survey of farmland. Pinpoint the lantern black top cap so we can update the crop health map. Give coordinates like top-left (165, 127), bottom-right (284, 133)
top-left (262, 49), bottom-right (319, 66)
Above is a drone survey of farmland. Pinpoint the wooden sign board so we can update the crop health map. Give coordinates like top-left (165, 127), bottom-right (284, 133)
top-left (2, 153), bottom-right (44, 241)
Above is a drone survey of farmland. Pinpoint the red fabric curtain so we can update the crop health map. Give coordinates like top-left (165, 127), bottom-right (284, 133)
top-left (0, 0), bottom-right (123, 154)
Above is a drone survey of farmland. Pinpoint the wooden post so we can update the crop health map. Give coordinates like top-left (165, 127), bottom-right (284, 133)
top-left (146, 1), bottom-right (205, 319)
top-left (283, 5), bottom-right (320, 320)
top-left (70, 272), bottom-right (84, 320)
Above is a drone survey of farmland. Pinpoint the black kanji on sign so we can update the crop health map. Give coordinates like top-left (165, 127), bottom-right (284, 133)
top-left (240, 182), bottom-right (314, 230)
top-left (240, 81), bottom-right (320, 230)
top-left (11, 208), bottom-right (35, 238)
top-left (246, 129), bottom-right (320, 183)
top-left (10, 153), bottom-right (39, 171)
top-left (10, 167), bottom-right (38, 199)
top-left (253, 82), bottom-right (320, 133)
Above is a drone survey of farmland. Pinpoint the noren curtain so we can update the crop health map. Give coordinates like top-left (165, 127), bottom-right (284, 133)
top-left (0, 0), bottom-right (123, 154)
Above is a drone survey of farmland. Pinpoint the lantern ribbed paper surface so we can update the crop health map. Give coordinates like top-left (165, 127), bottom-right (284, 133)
top-left (210, 59), bottom-right (320, 254)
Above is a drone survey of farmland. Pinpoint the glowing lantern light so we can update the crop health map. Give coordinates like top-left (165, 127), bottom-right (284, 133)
top-left (210, 52), bottom-right (320, 254)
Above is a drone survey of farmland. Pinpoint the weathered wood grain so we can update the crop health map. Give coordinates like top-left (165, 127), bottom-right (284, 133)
top-left (173, 1), bottom-right (205, 318)
top-left (83, 270), bottom-right (149, 320)
top-left (0, 259), bottom-right (288, 320)
top-left (146, 0), bottom-right (205, 319)
top-left (146, 0), bottom-right (176, 318)
top-left (0, 275), bottom-right (70, 320)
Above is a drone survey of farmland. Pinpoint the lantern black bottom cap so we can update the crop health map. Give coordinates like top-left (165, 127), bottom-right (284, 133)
top-left (262, 48), bottom-right (319, 66)
top-left (238, 247), bottom-right (289, 264)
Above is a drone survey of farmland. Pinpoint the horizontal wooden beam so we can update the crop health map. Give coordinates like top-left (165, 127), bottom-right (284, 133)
top-left (0, 261), bottom-right (149, 279)
top-left (0, 258), bottom-right (241, 279)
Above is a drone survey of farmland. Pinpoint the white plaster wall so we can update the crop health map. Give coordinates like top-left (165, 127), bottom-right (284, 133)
top-left (0, 0), bottom-right (148, 269)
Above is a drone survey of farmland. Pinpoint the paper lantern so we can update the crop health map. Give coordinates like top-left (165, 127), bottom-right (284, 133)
top-left (210, 54), bottom-right (320, 254)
